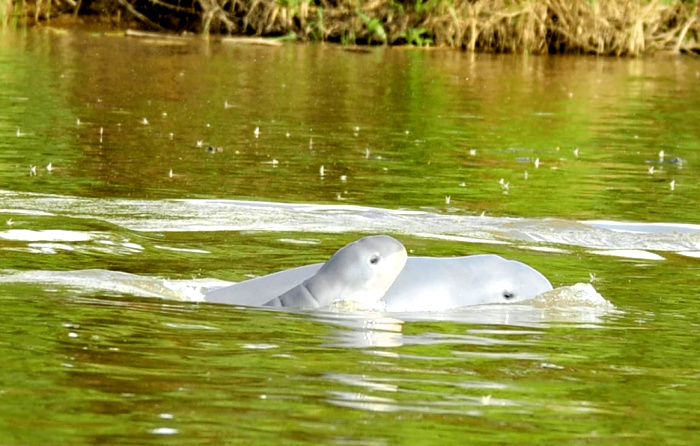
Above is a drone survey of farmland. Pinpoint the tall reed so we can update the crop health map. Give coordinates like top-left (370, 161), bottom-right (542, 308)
top-left (5, 0), bottom-right (699, 56)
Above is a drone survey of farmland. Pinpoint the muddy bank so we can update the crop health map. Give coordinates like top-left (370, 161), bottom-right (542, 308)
top-left (4, 0), bottom-right (699, 56)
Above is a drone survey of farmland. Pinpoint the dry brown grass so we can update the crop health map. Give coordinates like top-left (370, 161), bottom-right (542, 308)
top-left (5, 0), bottom-right (699, 55)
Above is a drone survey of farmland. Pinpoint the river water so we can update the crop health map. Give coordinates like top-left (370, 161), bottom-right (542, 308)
top-left (1, 27), bottom-right (700, 444)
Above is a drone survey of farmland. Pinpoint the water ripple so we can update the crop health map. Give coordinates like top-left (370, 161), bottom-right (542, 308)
top-left (2, 190), bottom-right (699, 257)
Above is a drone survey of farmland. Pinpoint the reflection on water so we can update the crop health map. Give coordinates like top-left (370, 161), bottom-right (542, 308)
top-left (1, 27), bottom-right (700, 444)
top-left (1, 30), bottom-right (699, 223)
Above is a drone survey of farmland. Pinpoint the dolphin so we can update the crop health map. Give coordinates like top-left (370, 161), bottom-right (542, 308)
top-left (235, 235), bottom-right (407, 309)
top-left (205, 239), bottom-right (553, 312)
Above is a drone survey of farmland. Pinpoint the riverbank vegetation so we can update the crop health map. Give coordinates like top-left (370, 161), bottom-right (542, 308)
top-left (2, 0), bottom-right (698, 56)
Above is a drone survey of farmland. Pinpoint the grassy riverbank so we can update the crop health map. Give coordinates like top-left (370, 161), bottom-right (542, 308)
top-left (2, 0), bottom-right (699, 55)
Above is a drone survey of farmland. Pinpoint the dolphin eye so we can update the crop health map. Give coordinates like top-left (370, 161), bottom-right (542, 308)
top-left (369, 253), bottom-right (381, 265)
top-left (503, 291), bottom-right (514, 300)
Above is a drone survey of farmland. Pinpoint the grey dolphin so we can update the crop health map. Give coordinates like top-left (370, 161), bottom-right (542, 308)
top-left (382, 254), bottom-right (553, 312)
top-left (205, 249), bottom-right (553, 312)
top-left (239, 235), bottom-right (407, 309)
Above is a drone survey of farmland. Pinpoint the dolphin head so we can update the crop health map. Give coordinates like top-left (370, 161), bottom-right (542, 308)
top-left (384, 254), bottom-right (553, 312)
top-left (310, 235), bottom-right (407, 308)
top-left (469, 255), bottom-right (553, 305)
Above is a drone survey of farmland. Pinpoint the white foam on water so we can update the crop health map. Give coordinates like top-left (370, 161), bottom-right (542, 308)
top-left (530, 283), bottom-right (612, 308)
top-left (278, 238), bottom-right (321, 245)
top-left (0, 208), bottom-right (54, 216)
top-left (1, 190), bottom-right (699, 255)
top-left (27, 243), bottom-right (76, 253)
top-left (583, 220), bottom-right (700, 234)
top-left (150, 427), bottom-right (178, 435)
top-left (0, 229), bottom-right (91, 242)
top-left (588, 249), bottom-right (665, 261)
top-left (0, 269), bottom-right (211, 301)
top-left (414, 232), bottom-right (510, 245)
top-left (162, 279), bottom-right (211, 302)
top-left (121, 242), bottom-right (144, 251)
top-left (154, 245), bottom-right (210, 254)
top-left (519, 246), bottom-right (570, 253)
top-left (677, 251), bottom-right (700, 258)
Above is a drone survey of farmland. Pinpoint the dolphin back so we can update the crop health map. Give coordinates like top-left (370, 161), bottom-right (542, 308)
top-left (204, 263), bottom-right (323, 306)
